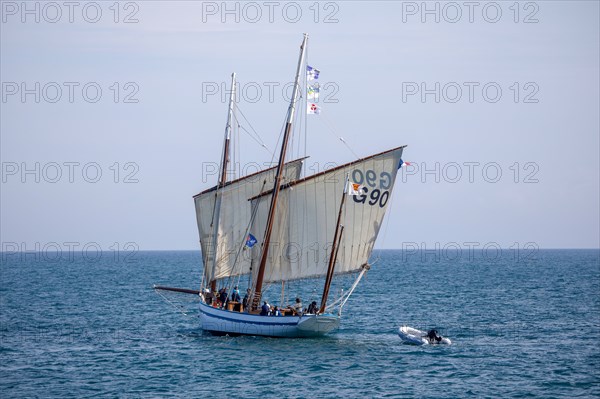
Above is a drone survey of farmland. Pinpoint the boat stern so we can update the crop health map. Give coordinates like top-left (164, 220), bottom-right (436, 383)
top-left (297, 314), bottom-right (340, 336)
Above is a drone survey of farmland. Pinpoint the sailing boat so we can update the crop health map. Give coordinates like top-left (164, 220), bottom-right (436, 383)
top-left (156, 34), bottom-right (406, 338)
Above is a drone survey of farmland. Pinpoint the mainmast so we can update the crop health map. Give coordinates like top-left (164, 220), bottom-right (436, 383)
top-left (251, 34), bottom-right (308, 308)
top-left (207, 72), bottom-right (236, 291)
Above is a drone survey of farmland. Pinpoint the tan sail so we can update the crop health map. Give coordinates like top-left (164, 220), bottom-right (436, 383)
top-left (194, 159), bottom-right (304, 282)
top-left (250, 146), bottom-right (405, 284)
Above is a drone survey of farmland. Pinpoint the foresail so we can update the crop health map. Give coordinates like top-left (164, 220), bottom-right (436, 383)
top-left (194, 159), bottom-right (305, 282)
top-left (250, 147), bottom-right (404, 284)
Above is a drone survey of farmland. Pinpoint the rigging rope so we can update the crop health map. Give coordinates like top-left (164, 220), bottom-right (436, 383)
top-left (155, 289), bottom-right (195, 317)
top-left (319, 111), bottom-right (360, 159)
top-left (233, 103), bottom-right (273, 157)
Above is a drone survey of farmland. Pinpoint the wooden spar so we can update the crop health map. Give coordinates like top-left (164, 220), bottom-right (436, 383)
top-left (327, 226), bottom-right (345, 308)
top-left (248, 146), bottom-right (407, 202)
top-left (154, 285), bottom-right (200, 295)
top-left (220, 72), bottom-right (236, 188)
top-left (251, 34), bottom-right (308, 309)
top-left (207, 72), bottom-right (236, 293)
top-left (193, 156), bottom-right (309, 198)
top-left (319, 177), bottom-right (348, 314)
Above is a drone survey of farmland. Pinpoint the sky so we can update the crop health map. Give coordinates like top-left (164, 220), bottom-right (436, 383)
top-left (1, 0), bottom-right (599, 253)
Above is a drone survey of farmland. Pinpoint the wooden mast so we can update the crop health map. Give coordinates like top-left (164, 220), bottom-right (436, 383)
top-left (319, 177), bottom-right (348, 313)
top-left (220, 72), bottom-right (235, 187)
top-left (208, 72), bottom-right (236, 292)
top-left (251, 34), bottom-right (308, 309)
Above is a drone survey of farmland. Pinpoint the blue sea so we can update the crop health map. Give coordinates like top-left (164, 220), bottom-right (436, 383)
top-left (1, 249), bottom-right (599, 398)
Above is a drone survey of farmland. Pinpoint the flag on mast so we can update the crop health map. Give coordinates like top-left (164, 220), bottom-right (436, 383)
top-left (307, 65), bottom-right (320, 81)
top-left (245, 234), bottom-right (257, 248)
top-left (398, 159), bottom-right (411, 169)
top-left (347, 181), bottom-right (366, 196)
top-left (307, 83), bottom-right (320, 100)
top-left (307, 102), bottom-right (321, 115)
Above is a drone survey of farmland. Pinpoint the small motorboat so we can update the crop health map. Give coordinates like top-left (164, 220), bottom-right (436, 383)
top-left (398, 326), bottom-right (452, 345)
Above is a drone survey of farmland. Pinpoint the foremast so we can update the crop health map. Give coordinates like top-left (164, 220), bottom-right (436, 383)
top-left (251, 34), bottom-right (308, 309)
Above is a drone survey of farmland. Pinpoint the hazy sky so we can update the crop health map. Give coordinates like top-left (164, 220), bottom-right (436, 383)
top-left (1, 1), bottom-right (599, 253)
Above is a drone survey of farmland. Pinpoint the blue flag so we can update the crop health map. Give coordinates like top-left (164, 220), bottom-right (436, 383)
top-left (307, 65), bottom-right (320, 81)
top-left (398, 159), bottom-right (411, 169)
top-left (245, 234), bottom-right (257, 248)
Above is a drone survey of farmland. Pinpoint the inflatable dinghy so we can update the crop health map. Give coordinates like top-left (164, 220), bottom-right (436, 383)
top-left (398, 326), bottom-right (452, 345)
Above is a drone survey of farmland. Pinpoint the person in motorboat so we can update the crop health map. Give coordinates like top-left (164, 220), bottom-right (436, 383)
top-left (426, 329), bottom-right (443, 344)
top-left (399, 326), bottom-right (452, 345)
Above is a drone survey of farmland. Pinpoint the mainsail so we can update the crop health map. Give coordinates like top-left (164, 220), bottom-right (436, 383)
top-left (249, 146), bottom-right (405, 284)
top-left (194, 159), bottom-right (304, 283)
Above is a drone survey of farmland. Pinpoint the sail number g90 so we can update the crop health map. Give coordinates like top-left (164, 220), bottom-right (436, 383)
top-left (351, 169), bottom-right (392, 208)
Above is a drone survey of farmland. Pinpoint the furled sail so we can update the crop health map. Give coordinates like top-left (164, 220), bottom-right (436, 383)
top-left (194, 159), bottom-right (305, 283)
top-left (249, 146), bottom-right (404, 284)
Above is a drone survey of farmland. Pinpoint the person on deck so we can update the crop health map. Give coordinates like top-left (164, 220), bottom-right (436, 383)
top-left (291, 297), bottom-right (303, 316)
top-left (204, 289), bottom-right (214, 305)
top-left (260, 301), bottom-right (270, 316)
top-left (306, 301), bottom-right (318, 314)
top-left (219, 288), bottom-right (228, 308)
top-left (272, 306), bottom-right (281, 317)
top-left (231, 286), bottom-right (241, 303)
top-left (242, 289), bottom-right (250, 310)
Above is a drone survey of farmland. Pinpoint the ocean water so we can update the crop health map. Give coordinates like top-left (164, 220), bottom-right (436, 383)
top-left (1, 249), bottom-right (599, 398)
